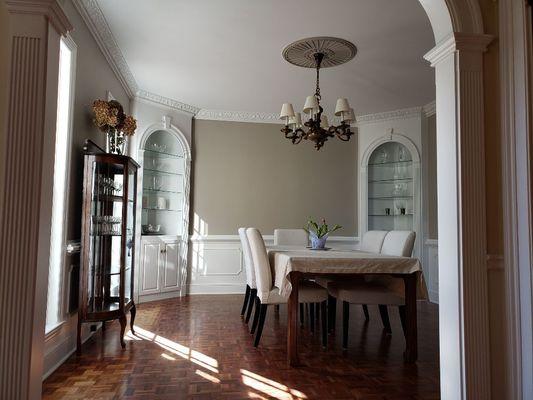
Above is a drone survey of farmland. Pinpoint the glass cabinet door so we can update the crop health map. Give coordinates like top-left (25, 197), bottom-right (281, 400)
top-left (87, 159), bottom-right (126, 313)
top-left (123, 162), bottom-right (136, 305)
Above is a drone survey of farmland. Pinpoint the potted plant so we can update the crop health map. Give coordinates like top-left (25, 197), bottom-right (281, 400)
top-left (92, 99), bottom-right (137, 155)
top-left (305, 218), bottom-right (342, 249)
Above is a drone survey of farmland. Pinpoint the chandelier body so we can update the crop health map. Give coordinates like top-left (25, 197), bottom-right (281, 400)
top-left (280, 37), bottom-right (357, 150)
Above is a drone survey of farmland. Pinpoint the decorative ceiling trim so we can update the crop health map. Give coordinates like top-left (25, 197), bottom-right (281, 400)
top-left (355, 106), bottom-right (423, 125)
top-left (136, 90), bottom-right (200, 115)
top-left (72, 0), bottom-right (138, 98)
top-left (423, 100), bottom-right (436, 117)
top-left (195, 109), bottom-right (281, 124)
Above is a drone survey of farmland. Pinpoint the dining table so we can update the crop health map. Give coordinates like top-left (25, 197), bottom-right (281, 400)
top-left (267, 246), bottom-right (427, 367)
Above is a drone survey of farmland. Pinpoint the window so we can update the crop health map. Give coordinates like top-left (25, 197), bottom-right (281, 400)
top-left (45, 36), bottom-right (76, 333)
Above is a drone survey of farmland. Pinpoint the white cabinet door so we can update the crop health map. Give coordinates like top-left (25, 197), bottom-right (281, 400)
top-left (161, 240), bottom-right (180, 292)
top-left (140, 241), bottom-right (161, 295)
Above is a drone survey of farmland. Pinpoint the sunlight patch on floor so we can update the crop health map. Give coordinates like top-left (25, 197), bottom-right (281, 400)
top-left (131, 326), bottom-right (219, 374)
top-left (241, 369), bottom-right (307, 400)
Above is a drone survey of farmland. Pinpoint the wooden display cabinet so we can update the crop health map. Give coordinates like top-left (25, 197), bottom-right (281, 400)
top-left (77, 140), bottom-right (139, 354)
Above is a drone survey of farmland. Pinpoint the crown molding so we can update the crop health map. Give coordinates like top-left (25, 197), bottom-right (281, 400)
top-left (423, 100), bottom-right (436, 117)
top-left (6, 0), bottom-right (72, 34)
top-left (355, 106), bottom-right (423, 126)
top-left (72, 0), bottom-right (138, 98)
top-left (424, 32), bottom-right (494, 67)
top-left (195, 109), bottom-right (281, 124)
top-left (135, 90), bottom-right (200, 115)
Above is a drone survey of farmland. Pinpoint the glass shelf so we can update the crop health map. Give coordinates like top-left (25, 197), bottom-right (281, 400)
top-left (143, 188), bottom-right (182, 194)
top-left (368, 160), bottom-right (413, 167)
top-left (369, 214), bottom-right (414, 217)
top-left (368, 196), bottom-right (412, 200)
top-left (144, 149), bottom-right (184, 159)
top-left (144, 168), bottom-right (182, 176)
top-left (142, 207), bottom-right (182, 212)
top-left (368, 177), bottom-right (413, 183)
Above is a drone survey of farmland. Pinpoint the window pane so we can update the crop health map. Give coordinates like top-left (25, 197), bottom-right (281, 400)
top-left (46, 39), bottom-right (73, 333)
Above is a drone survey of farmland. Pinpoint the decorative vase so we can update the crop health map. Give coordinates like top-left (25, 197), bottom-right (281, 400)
top-left (309, 232), bottom-right (329, 249)
top-left (106, 129), bottom-right (126, 155)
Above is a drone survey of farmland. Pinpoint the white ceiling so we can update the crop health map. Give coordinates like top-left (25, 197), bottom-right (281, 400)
top-left (96, 0), bottom-right (435, 117)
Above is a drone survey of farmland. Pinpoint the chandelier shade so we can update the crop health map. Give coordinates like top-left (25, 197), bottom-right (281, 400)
top-left (279, 37), bottom-right (357, 150)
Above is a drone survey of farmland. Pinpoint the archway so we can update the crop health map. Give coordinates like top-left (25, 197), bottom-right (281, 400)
top-left (415, 1), bottom-right (492, 398)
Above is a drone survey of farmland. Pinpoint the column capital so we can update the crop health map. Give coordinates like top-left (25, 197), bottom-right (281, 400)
top-left (424, 32), bottom-right (494, 66)
top-left (6, 0), bottom-right (72, 35)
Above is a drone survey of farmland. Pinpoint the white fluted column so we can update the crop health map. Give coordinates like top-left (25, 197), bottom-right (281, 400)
top-left (425, 32), bottom-right (493, 400)
top-left (0, 1), bottom-right (71, 399)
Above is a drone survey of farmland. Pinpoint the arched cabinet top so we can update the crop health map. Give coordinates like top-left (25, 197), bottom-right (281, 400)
top-left (361, 134), bottom-right (420, 168)
top-left (139, 122), bottom-right (191, 160)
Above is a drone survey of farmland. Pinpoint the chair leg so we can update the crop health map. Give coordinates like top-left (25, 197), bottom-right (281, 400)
top-left (378, 304), bottom-right (392, 334)
top-left (300, 303), bottom-right (304, 327)
top-left (310, 303), bottom-right (315, 333)
top-left (241, 285), bottom-right (250, 317)
top-left (274, 304), bottom-right (280, 314)
top-left (342, 301), bottom-right (350, 349)
top-left (245, 289), bottom-right (257, 323)
top-left (321, 300), bottom-right (327, 347)
top-left (254, 304), bottom-right (268, 347)
top-left (250, 297), bottom-right (261, 334)
top-left (362, 304), bottom-right (370, 322)
top-left (398, 305), bottom-right (407, 337)
top-left (316, 302), bottom-right (320, 319)
top-left (328, 295), bottom-right (337, 333)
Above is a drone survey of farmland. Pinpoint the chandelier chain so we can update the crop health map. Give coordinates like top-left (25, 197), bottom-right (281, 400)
top-left (315, 64), bottom-right (321, 101)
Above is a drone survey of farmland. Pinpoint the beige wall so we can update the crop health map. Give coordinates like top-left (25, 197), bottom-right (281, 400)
top-left (63, 0), bottom-right (130, 240)
top-left (43, 1), bottom-right (132, 377)
top-left (426, 114), bottom-right (438, 239)
top-left (191, 120), bottom-right (358, 236)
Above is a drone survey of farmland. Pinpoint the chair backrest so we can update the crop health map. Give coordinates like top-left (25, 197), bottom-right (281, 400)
top-left (381, 231), bottom-right (416, 257)
top-left (360, 230), bottom-right (388, 253)
top-left (274, 228), bottom-right (308, 246)
top-left (238, 227), bottom-right (256, 289)
top-left (246, 228), bottom-right (273, 296)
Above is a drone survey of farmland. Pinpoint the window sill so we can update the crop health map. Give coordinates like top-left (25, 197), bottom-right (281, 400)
top-left (45, 321), bottom-right (66, 342)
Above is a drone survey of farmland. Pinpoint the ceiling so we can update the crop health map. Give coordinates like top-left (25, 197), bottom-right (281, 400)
top-left (96, 0), bottom-right (435, 117)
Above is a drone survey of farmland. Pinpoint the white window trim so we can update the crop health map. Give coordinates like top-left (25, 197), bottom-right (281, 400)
top-left (45, 33), bottom-right (77, 337)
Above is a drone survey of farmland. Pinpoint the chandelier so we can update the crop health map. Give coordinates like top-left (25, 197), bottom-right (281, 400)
top-left (279, 37), bottom-right (358, 150)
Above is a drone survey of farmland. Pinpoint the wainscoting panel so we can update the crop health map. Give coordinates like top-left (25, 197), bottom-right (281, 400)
top-left (187, 235), bottom-right (359, 294)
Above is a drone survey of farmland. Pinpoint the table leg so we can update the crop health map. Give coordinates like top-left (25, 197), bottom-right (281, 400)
top-left (403, 272), bottom-right (418, 363)
top-left (287, 272), bottom-right (302, 366)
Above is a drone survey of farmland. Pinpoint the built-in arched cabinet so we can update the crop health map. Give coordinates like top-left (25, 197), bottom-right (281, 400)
top-left (360, 135), bottom-right (421, 258)
top-left (367, 142), bottom-right (414, 231)
top-left (136, 125), bottom-right (191, 303)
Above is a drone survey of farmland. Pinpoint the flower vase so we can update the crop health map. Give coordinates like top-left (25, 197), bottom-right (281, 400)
top-left (106, 129), bottom-right (125, 155)
top-left (309, 232), bottom-right (329, 249)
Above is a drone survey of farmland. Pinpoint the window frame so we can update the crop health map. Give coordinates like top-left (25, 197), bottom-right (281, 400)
top-left (45, 33), bottom-right (77, 336)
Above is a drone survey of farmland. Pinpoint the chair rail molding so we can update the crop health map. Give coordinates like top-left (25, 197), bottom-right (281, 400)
top-left (500, 0), bottom-right (533, 398)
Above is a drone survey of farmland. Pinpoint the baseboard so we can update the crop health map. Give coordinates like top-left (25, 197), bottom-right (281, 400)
top-left (42, 322), bottom-right (98, 381)
top-left (138, 290), bottom-right (183, 303)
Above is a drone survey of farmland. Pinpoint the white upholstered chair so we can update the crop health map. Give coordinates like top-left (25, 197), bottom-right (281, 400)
top-left (322, 230), bottom-right (389, 329)
top-left (274, 228), bottom-right (308, 246)
top-left (238, 227), bottom-right (257, 323)
top-left (328, 230), bottom-right (416, 348)
top-left (246, 228), bottom-right (328, 347)
top-left (360, 230), bottom-right (388, 253)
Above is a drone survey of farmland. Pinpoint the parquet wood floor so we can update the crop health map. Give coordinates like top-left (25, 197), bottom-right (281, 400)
top-left (43, 295), bottom-right (439, 400)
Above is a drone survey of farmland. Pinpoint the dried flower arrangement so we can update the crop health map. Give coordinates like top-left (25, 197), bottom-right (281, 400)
top-left (92, 99), bottom-right (137, 154)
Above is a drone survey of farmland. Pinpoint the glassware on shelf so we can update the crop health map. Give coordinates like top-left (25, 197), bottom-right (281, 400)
top-left (398, 146), bottom-right (407, 161)
top-left (377, 148), bottom-right (389, 164)
top-left (152, 143), bottom-right (167, 153)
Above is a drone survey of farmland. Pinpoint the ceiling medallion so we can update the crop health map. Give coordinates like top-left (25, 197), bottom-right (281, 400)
top-left (279, 37), bottom-right (357, 150)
